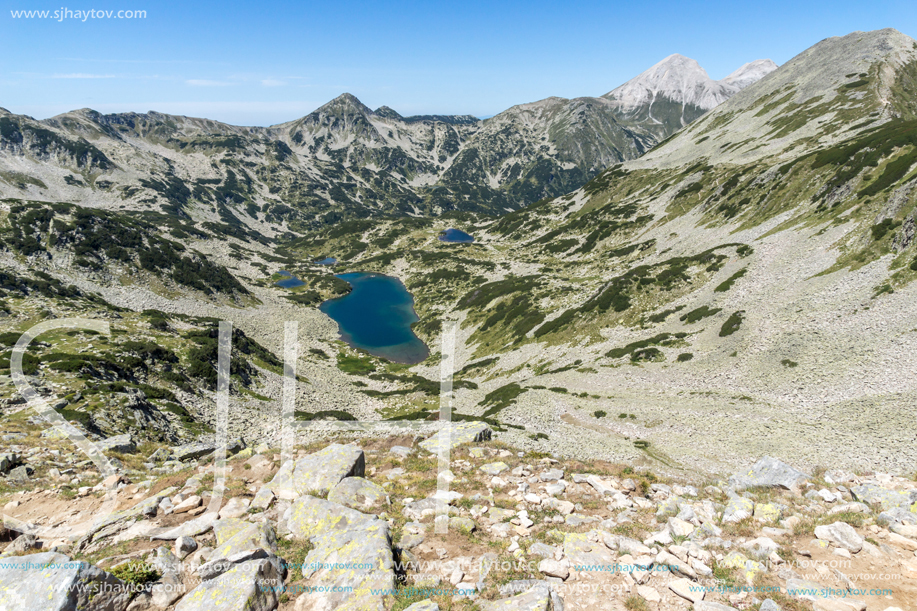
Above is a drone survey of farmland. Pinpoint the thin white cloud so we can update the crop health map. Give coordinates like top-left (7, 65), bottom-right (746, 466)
top-left (185, 79), bottom-right (234, 87)
top-left (52, 73), bottom-right (117, 79)
top-left (261, 79), bottom-right (286, 87)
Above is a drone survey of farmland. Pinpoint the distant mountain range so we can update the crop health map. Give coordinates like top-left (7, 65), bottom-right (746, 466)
top-left (0, 53), bottom-right (775, 224)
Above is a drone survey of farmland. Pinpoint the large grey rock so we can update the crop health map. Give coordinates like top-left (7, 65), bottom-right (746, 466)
top-left (419, 422), bottom-right (491, 453)
top-left (97, 434), bottom-right (136, 454)
top-left (288, 495), bottom-right (376, 539)
top-left (760, 600), bottom-right (782, 611)
top-left (449, 517), bottom-right (476, 534)
top-left (0, 551), bottom-right (132, 611)
top-left (877, 507), bottom-right (917, 526)
top-left (175, 557), bottom-right (281, 611)
top-left (198, 548), bottom-right (272, 581)
top-left (814, 522), bottom-right (864, 553)
top-left (220, 438), bottom-right (246, 456)
top-left (328, 477), bottom-right (388, 512)
top-left (0, 452), bottom-right (19, 474)
top-left (742, 536), bottom-right (780, 560)
top-left (606, 535), bottom-right (652, 556)
top-left (722, 495), bottom-right (754, 523)
top-left (267, 444), bottom-right (364, 500)
top-left (728, 456), bottom-right (808, 490)
top-left (481, 462), bottom-right (510, 475)
top-left (175, 536), bottom-right (198, 560)
top-left (7, 465), bottom-right (33, 481)
top-left (218, 497), bottom-right (250, 519)
top-left (404, 601), bottom-right (439, 611)
top-left (495, 581), bottom-right (563, 611)
top-left (171, 442), bottom-right (215, 462)
top-left (850, 484), bottom-right (913, 511)
top-left (289, 495), bottom-right (395, 611)
top-left (528, 542), bottom-right (559, 559)
top-left (145, 547), bottom-right (185, 608)
top-left (668, 577), bottom-right (704, 603)
top-left (655, 550), bottom-right (696, 579)
top-left (150, 511), bottom-right (219, 541)
top-left (537, 559), bottom-right (568, 580)
top-left (248, 487), bottom-right (273, 512)
top-left (196, 519), bottom-right (279, 580)
top-left (403, 497), bottom-right (458, 521)
top-left (2, 533), bottom-right (41, 557)
top-left (562, 530), bottom-right (617, 583)
top-left (147, 448), bottom-right (171, 463)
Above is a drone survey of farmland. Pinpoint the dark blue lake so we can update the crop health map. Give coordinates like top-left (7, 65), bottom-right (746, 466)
top-left (275, 270), bottom-right (305, 288)
top-left (438, 228), bottom-right (475, 243)
top-left (320, 273), bottom-right (429, 364)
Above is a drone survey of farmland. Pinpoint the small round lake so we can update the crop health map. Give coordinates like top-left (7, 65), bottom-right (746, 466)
top-left (275, 270), bottom-right (305, 288)
top-left (438, 228), bottom-right (475, 243)
top-left (320, 272), bottom-right (429, 364)
top-left (314, 257), bottom-right (337, 265)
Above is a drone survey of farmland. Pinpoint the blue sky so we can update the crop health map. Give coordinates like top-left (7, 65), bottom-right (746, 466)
top-left (1, 0), bottom-right (914, 126)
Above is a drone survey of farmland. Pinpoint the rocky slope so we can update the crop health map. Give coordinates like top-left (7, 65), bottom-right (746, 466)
top-left (0, 429), bottom-right (915, 611)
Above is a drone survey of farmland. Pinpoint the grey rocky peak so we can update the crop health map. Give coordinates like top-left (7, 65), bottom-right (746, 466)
top-left (604, 53), bottom-right (775, 111)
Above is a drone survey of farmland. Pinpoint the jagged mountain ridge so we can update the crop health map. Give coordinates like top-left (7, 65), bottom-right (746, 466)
top-left (0, 53), bottom-right (770, 225)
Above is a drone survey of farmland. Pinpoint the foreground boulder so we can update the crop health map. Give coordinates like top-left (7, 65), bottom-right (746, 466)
top-left (175, 557), bottom-right (281, 611)
top-left (814, 522), bottom-right (864, 553)
top-left (0, 551), bottom-right (132, 611)
top-left (266, 444), bottom-right (365, 500)
top-left (328, 476), bottom-right (389, 511)
top-left (197, 519), bottom-right (281, 580)
top-left (850, 483), bottom-right (914, 511)
top-left (728, 456), bottom-right (808, 491)
top-left (289, 495), bottom-right (395, 611)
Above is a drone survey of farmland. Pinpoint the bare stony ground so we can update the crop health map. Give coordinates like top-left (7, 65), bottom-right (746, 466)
top-left (1, 424), bottom-right (916, 611)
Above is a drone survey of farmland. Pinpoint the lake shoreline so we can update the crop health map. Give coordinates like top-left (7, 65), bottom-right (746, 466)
top-left (319, 271), bottom-right (429, 365)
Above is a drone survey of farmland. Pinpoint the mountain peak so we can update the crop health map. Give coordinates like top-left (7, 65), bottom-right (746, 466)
top-left (315, 93), bottom-right (373, 116)
top-left (604, 54), bottom-right (776, 111)
top-left (373, 106), bottom-right (404, 120)
top-left (722, 59), bottom-right (779, 89)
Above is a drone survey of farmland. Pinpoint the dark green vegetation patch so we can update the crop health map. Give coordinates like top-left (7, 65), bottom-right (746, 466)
top-left (719, 311), bottom-right (745, 337)
top-left (2, 202), bottom-right (247, 295)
